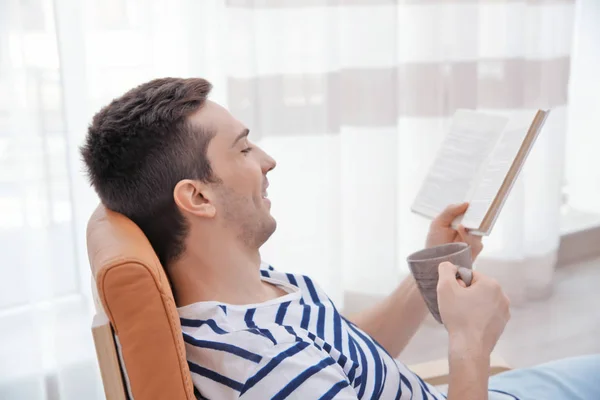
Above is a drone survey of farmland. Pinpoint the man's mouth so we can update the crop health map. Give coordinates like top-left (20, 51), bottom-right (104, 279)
top-left (262, 190), bottom-right (268, 199)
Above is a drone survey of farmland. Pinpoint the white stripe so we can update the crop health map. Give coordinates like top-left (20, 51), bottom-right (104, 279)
top-left (227, 3), bottom-right (573, 77)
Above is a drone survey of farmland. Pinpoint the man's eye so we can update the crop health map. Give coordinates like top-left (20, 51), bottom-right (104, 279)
top-left (241, 147), bottom-right (253, 154)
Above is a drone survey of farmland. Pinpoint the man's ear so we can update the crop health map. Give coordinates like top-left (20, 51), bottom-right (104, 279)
top-left (173, 179), bottom-right (216, 218)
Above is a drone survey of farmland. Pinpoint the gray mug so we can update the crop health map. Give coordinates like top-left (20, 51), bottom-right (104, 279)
top-left (407, 242), bottom-right (473, 324)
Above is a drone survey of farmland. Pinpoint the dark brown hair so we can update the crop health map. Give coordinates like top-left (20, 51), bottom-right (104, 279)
top-left (81, 77), bottom-right (214, 268)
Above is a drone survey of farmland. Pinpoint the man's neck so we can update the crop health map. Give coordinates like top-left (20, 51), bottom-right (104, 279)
top-left (169, 229), bottom-right (282, 307)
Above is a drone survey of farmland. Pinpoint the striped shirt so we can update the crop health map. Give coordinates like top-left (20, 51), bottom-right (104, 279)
top-left (178, 264), bottom-right (516, 399)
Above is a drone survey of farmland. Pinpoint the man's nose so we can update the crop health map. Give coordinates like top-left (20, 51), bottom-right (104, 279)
top-left (262, 152), bottom-right (276, 173)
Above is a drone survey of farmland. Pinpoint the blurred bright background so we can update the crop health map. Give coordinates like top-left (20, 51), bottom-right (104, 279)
top-left (1, 0), bottom-right (599, 398)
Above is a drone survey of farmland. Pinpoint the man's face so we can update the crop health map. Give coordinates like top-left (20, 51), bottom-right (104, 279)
top-left (189, 100), bottom-right (277, 248)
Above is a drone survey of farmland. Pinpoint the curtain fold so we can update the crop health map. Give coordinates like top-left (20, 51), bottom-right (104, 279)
top-left (0, 0), bottom-right (575, 398)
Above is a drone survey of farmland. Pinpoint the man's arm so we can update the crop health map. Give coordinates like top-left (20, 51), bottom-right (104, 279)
top-left (438, 262), bottom-right (511, 400)
top-left (347, 203), bottom-right (483, 357)
top-left (446, 339), bottom-right (491, 400)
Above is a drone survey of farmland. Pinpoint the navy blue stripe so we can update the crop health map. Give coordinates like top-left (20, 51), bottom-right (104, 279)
top-left (394, 375), bottom-right (403, 400)
top-left (275, 301), bottom-right (291, 325)
top-left (285, 273), bottom-right (299, 287)
top-left (315, 305), bottom-right (326, 338)
top-left (346, 320), bottom-right (384, 399)
top-left (303, 276), bottom-right (320, 303)
top-left (272, 358), bottom-right (336, 400)
top-left (218, 304), bottom-right (227, 315)
top-left (417, 378), bottom-right (428, 399)
top-left (260, 269), bottom-right (270, 277)
top-left (332, 304), bottom-right (343, 352)
top-left (350, 334), bottom-right (369, 398)
top-left (416, 373), bottom-right (436, 398)
top-left (306, 332), bottom-right (331, 351)
top-left (303, 277), bottom-right (326, 339)
top-left (347, 328), bottom-right (358, 363)
top-left (245, 308), bottom-right (257, 328)
top-left (377, 360), bottom-right (388, 398)
top-left (489, 389), bottom-right (520, 400)
top-left (284, 325), bottom-right (300, 341)
top-left (183, 333), bottom-right (262, 363)
top-left (354, 375), bottom-right (362, 389)
top-left (284, 326), bottom-right (324, 351)
top-left (244, 328), bottom-right (277, 345)
top-left (267, 264), bottom-right (275, 271)
top-left (399, 374), bottom-right (413, 395)
top-left (188, 361), bottom-right (244, 392)
top-left (193, 386), bottom-right (209, 400)
top-left (343, 319), bottom-right (360, 386)
top-left (240, 341), bottom-right (310, 395)
top-left (319, 380), bottom-right (351, 400)
top-left (258, 328), bottom-right (277, 345)
top-left (347, 361), bottom-right (359, 384)
top-left (305, 332), bottom-right (324, 351)
top-left (179, 318), bottom-right (228, 334)
top-left (369, 329), bottom-right (429, 399)
top-left (287, 273), bottom-right (311, 329)
top-left (242, 309), bottom-right (277, 345)
top-left (300, 303), bottom-right (311, 330)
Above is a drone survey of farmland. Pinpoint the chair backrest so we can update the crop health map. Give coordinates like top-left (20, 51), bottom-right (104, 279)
top-left (87, 205), bottom-right (195, 400)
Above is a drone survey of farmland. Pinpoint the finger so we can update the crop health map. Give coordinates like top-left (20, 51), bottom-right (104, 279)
top-left (434, 203), bottom-right (469, 225)
top-left (457, 279), bottom-right (467, 288)
top-left (469, 270), bottom-right (483, 284)
top-left (457, 266), bottom-right (473, 287)
top-left (458, 225), bottom-right (483, 255)
top-left (457, 224), bottom-right (469, 239)
top-left (438, 262), bottom-right (459, 286)
top-left (458, 225), bottom-right (482, 246)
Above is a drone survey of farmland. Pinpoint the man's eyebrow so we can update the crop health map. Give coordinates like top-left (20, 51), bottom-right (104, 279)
top-left (231, 129), bottom-right (249, 148)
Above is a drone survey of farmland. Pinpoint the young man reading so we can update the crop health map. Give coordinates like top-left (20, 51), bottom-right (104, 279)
top-left (82, 78), bottom-right (599, 399)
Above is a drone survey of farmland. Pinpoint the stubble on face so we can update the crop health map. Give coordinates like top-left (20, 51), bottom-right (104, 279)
top-left (213, 183), bottom-right (276, 249)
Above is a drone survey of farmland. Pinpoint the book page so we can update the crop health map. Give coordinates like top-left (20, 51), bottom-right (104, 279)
top-left (461, 110), bottom-right (540, 228)
top-left (411, 110), bottom-right (509, 220)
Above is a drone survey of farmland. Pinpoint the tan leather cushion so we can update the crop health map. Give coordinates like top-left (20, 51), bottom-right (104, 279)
top-left (87, 205), bottom-right (195, 400)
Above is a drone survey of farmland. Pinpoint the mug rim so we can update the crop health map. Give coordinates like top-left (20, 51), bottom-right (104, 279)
top-left (406, 242), bottom-right (471, 263)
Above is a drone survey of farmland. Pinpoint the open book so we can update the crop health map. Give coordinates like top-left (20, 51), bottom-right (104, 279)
top-left (411, 109), bottom-right (549, 236)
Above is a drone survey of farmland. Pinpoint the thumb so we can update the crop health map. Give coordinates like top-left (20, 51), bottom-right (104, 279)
top-left (434, 203), bottom-right (469, 225)
top-left (438, 262), bottom-right (459, 286)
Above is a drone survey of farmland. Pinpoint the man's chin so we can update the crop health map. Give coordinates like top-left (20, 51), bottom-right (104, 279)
top-left (266, 215), bottom-right (277, 235)
top-left (259, 216), bottom-right (277, 244)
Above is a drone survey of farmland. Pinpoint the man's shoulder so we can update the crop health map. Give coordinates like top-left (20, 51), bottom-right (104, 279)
top-left (180, 311), bottom-right (300, 352)
top-left (259, 263), bottom-right (318, 288)
top-left (260, 264), bottom-right (335, 309)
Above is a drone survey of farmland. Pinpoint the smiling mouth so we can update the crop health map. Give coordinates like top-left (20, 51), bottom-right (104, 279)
top-left (262, 179), bottom-right (269, 199)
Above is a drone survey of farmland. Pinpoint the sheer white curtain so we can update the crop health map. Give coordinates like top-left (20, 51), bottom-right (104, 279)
top-left (245, 0), bottom-right (575, 306)
top-left (0, 0), bottom-right (574, 398)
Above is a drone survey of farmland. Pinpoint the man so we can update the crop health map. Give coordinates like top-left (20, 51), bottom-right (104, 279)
top-left (82, 78), bottom-right (599, 399)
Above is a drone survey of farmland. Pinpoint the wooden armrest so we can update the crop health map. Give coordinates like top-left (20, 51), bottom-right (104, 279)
top-left (92, 313), bottom-right (127, 400)
top-left (408, 352), bottom-right (512, 386)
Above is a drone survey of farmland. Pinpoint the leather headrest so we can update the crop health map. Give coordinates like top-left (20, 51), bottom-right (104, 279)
top-left (87, 205), bottom-right (163, 282)
top-left (87, 204), bottom-right (195, 400)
